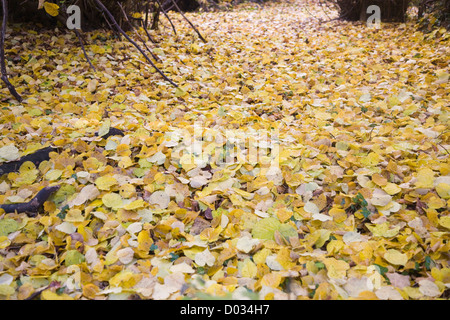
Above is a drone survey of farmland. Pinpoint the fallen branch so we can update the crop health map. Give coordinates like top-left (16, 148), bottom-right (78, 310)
top-left (0, 0), bottom-right (23, 102)
top-left (94, 127), bottom-right (125, 139)
top-left (0, 146), bottom-right (55, 176)
top-left (0, 185), bottom-right (60, 216)
top-left (93, 0), bottom-right (178, 87)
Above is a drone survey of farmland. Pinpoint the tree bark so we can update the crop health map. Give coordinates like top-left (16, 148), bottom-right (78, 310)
top-left (0, 0), bottom-right (23, 102)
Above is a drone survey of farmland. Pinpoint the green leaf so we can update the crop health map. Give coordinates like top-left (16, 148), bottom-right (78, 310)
top-left (0, 219), bottom-right (19, 236)
top-left (57, 205), bottom-right (70, 219)
top-left (252, 217), bottom-right (281, 240)
top-left (98, 119), bottom-right (111, 137)
top-left (64, 250), bottom-right (85, 266)
top-left (278, 223), bottom-right (298, 240)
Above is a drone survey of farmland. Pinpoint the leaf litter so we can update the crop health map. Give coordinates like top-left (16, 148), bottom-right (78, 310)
top-left (0, 0), bottom-right (449, 300)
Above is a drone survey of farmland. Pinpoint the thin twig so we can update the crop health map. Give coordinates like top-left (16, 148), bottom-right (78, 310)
top-left (437, 143), bottom-right (450, 156)
top-left (117, 1), bottom-right (161, 62)
top-left (58, 3), bottom-right (96, 71)
top-left (169, 0), bottom-right (207, 43)
top-left (0, 0), bottom-right (23, 102)
top-left (318, 0), bottom-right (332, 21)
top-left (74, 29), bottom-right (97, 71)
top-left (155, 0), bottom-right (177, 35)
top-left (93, 0), bottom-right (178, 87)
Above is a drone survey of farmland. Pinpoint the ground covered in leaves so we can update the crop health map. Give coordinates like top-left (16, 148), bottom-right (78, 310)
top-left (0, 0), bottom-right (449, 300)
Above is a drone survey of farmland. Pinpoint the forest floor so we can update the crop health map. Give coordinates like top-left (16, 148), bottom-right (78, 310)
top-left (0, 0), bottom-right (449, 300)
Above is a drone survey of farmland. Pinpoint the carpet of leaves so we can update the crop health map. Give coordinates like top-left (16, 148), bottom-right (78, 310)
top-left (0, 0), bottom-right (449, 300)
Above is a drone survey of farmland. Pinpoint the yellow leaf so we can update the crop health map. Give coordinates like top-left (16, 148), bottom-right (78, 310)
top-left (383, 182), bottom-right (402, 195)
top-left (43, 2), bottom-right (59, 17)
top-left (415, 168), bottom-right (435, 188)
top-left (82, 284), bottom-right (100, 299)
top-left (360, 152), bottom-right (380, 167)
top-left (261, 272), bottom-right (282, 288)
top-left (276, 207), bottom-right (293, 223)
top-left (276, 247), bottom-right (295, 270)
top-left (137, 230), bottom-right (153, 252)
top-left (123, 199), bottom-right (145, 210)
top-left (253, 248), bottom-right (271, 264)
top-left (240, 258), bottom-right (257, 278)
top-left (438, 216), bottom-right (450, 230)
top-left (0, 236), bottom-right (11, 249)
top-left (98, 119), bottom-right (111, 137)
top-left (366, 222), bottom-right (400, 238)
top-left (95, 175), bottom-right (118, 191)
top-left (384, 249), bottom-right (408, 266)
top-left (323, 258), bottom-right (349, 279)
top-left (65, 209), bottom-right (85, 223)
top-left (41, 289), bottom-right (74, 300)
top-left (109, 270), bottom-right (141, 288)
top-left (175, 87), bottom-right (187, 97)
top-left (118, 156), bottom-right (133, 169)
top-left (427, 195), bottom-right (445, 209)
top-left (44, 169), bottom-right (62, 181)
top-left (102, 193), bottom-right (123, 210)
top-left (436, 183), bottom-right (450, 199)
top-left (251, 217), bottom-right (281, 240)
top-left (241, 86), bottom-right (251, 94)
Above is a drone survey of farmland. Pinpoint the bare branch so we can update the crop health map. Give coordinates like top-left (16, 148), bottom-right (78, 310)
top-left (93, 0), bottom-right (178, 87)
top-left (169, 0), bottom-right (207, 43)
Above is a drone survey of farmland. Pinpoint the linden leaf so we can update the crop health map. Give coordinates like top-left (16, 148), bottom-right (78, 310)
top-left (438, 216), bottom-right (450, 230)
top-left (240, 258), bottom-right (257, 278)
top-left (102, 193), bottom-right (123, 210)
top-left (435, 183), bottom-right (450, 199)
top-left (370, 188), bottom-right (392, 206)
top-left (251, 217), bottom-right (281, 240)
top-left (278, 223), bottom-right (298, 239)
top-left (175, 87), bottom-right (187, 97)
top-left (65, 250), bottom-right (85, 266)
top-left (41, 290), bottom-right (74, 300)
top-left (382, 182), bottom-right (402, 195)
top-left (366, 222), bottom-right (400, 238)
top-left (418, 279), bottom-right (441, 297)
top-left (44, 169), bottom-right (62, 181)
top-left (98, 119), bottom-right (111, 137)
top-left (384, 249), bottom-right (408, 266)
top-left (43, 2), bottom-right (59, 16)
top-left (0, 145), bottom-right (20, 162)
top-left (0, 219), bottom-right (19, 237)
top-left (236, 235), bottom-right (259, 253)
top-left (69, 184), bottom-right (100, 207)
top-left (415, 168), bottom-right (435, 189)
top-left (360, 152), bottom-right (380, 167)
top-left (148, 190), bottom-right (170, 209)
top-left (116, 248), bottom-right (135, 264)
top-left (194, 248), bottom-right (215, 267)
top-left (323, 258), bottom-right (350, 279)
top-left (304, 201), bottom-right (320, 214)
top-left (123, 199), bottom-right (145, 210)
top-left (55, 222), bottom-right (77, 234)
